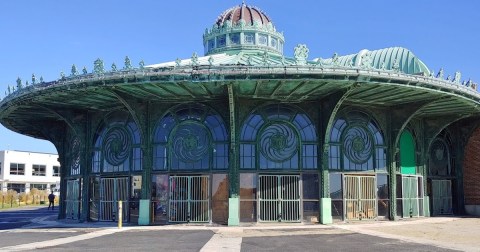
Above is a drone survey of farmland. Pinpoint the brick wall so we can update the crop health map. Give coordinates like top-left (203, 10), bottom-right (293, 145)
top-left (464, 127), bottom-right (480, 205)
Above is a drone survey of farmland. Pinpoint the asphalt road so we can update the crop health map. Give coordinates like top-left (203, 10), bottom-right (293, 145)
top-left (0, 205), bottom-right (57, 230)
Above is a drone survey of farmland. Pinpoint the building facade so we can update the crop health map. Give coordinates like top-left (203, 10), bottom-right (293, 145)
top-left (0, 150), bottom-right (60, 194)
top-left (1, 4), bottom-right (480, 225)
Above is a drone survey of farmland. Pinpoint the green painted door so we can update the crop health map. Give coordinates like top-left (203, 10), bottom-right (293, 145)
top-left (400, 131), bottom-right (416, 175)
top-left (258, 175), bottom-right (301, 222)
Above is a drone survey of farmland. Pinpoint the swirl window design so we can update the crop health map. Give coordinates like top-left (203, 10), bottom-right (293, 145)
top-left (329, 111), bottom-right (385, 171)
top-left (70, 137), bottom-right (81, 175)
top-left (103, 126), bottom-right (132, 166)
top-left (240, 104), bottom-right (317, 170)
top-left (172, 123), bottom-right (210, 163)
top-left (153, 104), bottom-right (228, 171)
top-left (260, 123), bottom-right (298, 162)
top-left (91, 111), bottom-right (142, 173)
top-left (343, 126), bottom-right (373, 164)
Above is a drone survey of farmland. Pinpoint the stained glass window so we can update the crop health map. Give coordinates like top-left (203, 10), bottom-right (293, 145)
top-left (91, 111), bottom-right (142, 173)
top-left (329, 111), bottom-right (386, 172)
top-left (153, 103), bottom-right (228, 171)
top-left (240, 104), bottom-right (318, 170)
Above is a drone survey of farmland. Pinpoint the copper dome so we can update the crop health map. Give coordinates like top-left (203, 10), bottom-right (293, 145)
top-left (216, 3), bottom-right (272, 27)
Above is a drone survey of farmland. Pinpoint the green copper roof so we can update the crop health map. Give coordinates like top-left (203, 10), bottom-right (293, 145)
top-left (320, 47), bottom-right (430, 76)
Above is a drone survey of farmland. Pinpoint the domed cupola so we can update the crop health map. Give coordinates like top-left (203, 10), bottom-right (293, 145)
top-left (203, 3), bottom-right (285, 56)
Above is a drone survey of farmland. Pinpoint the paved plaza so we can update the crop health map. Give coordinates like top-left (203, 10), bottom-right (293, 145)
top-left (1, 206), bottom-right (478, 251)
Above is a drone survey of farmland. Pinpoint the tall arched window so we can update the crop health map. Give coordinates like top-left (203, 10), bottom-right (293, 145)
top-left (152, 103), bottom-right (228, 170)
top-left (91, 111), bottom-right (142, 173)
top-left (429, 131), bottom-right (453, 177)
top-left (70, 136), bottom-right (81, 176)
top-left (329, 111), bottom-right (386, 171)
top-left (240, 104), bottom-right (317, 170)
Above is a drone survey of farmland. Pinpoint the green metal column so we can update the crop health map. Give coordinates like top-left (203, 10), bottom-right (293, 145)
top-left (387, 111), bottom-right (397, 220)
top-left (420, 130), bottom-right (429, 217)
top-left (227, 83), bottom-right (240, 226)
top-left (58, 146), bottom-right (67, 219)
top-left (320, 144), bottom-right (332, 224)
top-left (81, 113), bottom-right (92, 222)
top-left (318, 88), bottom-right (356, 224)
top-left (139, 102), bottom-right (152, 225)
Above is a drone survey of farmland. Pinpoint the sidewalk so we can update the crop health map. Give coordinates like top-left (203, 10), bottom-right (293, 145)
top-left (332, 217), bottom-right (480, 252)
top-left (26, 215), bottom-right (480, 251)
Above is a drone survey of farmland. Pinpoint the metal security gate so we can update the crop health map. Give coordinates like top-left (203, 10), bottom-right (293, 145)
top-left (258, 175), bottom-right (301, 222)
top-left (432, 180), bottom-right (452, 215)
top-left (99, 177), bottom-right (129, 221)
top-left (65, 179), bottom-right (80, 219)
top-left (344, 175), bottom-right (376, 220)
top-left (169, 176), bottom-right (210, 223)
top-left (401, 175), bottom-right (423, 217)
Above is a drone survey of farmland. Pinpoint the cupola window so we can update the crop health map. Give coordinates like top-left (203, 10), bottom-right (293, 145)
top-left (230, 33), bottom-right (240, 45)
top-left (258, 34), bottom-right (268, 46)
top-left (270, 37), bottom-right (278, 49)
top-left (244, 33), bottom-right (255, 44)
top-left (217, 35), bottom-right (226, 48)
top-left (208, 39), bottom-right (215, 51)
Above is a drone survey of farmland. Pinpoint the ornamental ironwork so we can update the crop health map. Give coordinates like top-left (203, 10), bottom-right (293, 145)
top-left (103, 126), bottom-right (132, 166)
top-left (172, 123), bottom-right (210, 163)
top-left (260, 123), bottom-right (298, 162)
top-left (71, 137), bottom-right (81, 175)
top-left (343, 125), bottom-right (373, 164)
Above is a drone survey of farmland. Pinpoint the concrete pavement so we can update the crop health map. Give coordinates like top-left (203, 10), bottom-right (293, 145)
top-left (0, 208), bottom-right (475, 251)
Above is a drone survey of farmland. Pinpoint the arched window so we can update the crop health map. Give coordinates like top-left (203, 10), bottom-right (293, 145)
top-left (240, 104), bottom-right (317, 170)
top-left (70, 136), bottom-right (81, 176)
top-left (329, 111), bottom-right (386, 171)
top-left (153, 104), bottom-right (228, 171)
top-left (429, 131), bottom-right (453, 176)
top-left (91, 111), bottom-right (142, 173)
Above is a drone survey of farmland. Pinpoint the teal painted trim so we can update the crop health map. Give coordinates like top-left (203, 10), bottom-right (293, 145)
top-left (228, 197), bottom-right (240, 226)
top-left (320, 198), bottom-right (332, 224)
top-left (400, 131), bottom-right (416, 175)
top-left (138, 199), bottom-right (151, 225)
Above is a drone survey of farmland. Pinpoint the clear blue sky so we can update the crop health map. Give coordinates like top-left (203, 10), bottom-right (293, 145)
top-left (1, 1), bottom-right (479, 154)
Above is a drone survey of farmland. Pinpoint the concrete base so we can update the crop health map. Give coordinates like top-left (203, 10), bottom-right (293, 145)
top-left (320, 198), bottom-right (332, 224)
top-left (465, 205), bottom-right (480, 216)
top-left (138, 199), bottom-right (151, 225)
top-left (423, 196), bottom-right (430, 217)
top-left (228, 197), bottom-right (240, 226)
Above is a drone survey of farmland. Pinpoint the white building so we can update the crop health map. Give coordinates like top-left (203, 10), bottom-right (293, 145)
top-left (0, 150), bottom-right (60, 193)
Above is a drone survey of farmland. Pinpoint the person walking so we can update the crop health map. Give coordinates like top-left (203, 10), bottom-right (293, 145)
top-left (48, 192), bottom-right (55, 210)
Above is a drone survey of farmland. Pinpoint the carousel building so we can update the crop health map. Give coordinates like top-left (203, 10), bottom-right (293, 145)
top-left (1, 3), bottom-right (480, 225)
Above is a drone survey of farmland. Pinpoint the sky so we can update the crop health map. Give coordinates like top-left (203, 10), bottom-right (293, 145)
top-left (0, 0), bottom-right (479, 154)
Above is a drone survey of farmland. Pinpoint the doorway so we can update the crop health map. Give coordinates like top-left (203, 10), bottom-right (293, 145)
top-left (99, 177), bottom-right (129, 221)
top-left (169, 175), bottom-right (210, 223)
top-left (65, 179), bottom-right (80, 220)
top-left (344, 175), bottom-right (376, 220)
top-left (258, 174), bottom-right (301, 222)
top-left (431, 179), bottom-right (452, 215)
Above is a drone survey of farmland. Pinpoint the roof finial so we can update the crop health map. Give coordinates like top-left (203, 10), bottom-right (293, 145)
top-left (242, 1), bottom-right (246, 6)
